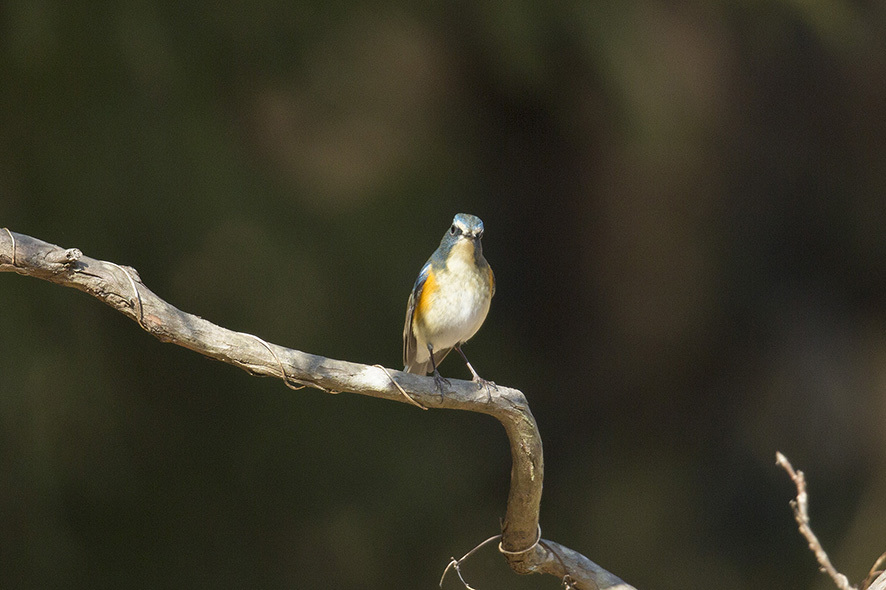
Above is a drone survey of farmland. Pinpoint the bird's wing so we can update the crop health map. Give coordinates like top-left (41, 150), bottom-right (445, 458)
top-left (403, 261), bottom-right (431, 369)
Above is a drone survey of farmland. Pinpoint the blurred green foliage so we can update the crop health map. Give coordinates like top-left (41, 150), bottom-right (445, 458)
top-left (2, 1), bottom-right (885, 588)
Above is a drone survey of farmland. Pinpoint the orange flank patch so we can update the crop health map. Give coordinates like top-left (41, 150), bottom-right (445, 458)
top-left (415, 269), bottom-right (438, 322)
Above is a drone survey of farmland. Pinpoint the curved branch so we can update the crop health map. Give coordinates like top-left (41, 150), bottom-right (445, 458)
top-left (0, 229), bottom-right (635, 590)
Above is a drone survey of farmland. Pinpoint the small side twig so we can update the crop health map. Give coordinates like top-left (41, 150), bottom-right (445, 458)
top-left (776, 452), bottom-right (855, 590)
top-left (861, 552), bottom-right (886, 590)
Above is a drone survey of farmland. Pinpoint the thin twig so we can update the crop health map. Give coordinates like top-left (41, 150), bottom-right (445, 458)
top-left (776, 452), bottom-right (855, 590)
top-left (440, 534), bottom-right (502, 589)
top-left (861, 552), bottom-right (886, 590)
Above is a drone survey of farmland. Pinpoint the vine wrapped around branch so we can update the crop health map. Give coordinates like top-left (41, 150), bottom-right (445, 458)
top-left (0, 228), bottom-right (635, 590)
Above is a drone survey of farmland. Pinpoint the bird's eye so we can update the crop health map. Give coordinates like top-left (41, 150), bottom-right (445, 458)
top-left (449, 225), bottom-right (457, 235)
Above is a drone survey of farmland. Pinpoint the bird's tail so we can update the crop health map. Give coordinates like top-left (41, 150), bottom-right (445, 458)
top-left (404, 347), bottom-right (452, 375)
top-left (404, 360), bottom-right (433, 375)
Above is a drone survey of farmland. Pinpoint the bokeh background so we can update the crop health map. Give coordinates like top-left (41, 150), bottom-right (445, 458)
top-left (2, 1), bottom-right (885, 589)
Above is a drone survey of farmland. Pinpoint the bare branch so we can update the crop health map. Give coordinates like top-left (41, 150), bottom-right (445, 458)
top-left (862, 553), bottom-right (886, 590)
top-left (1, 229), bottom-right (635, 590)
top-left (776, 452), bottom-right (855, 590)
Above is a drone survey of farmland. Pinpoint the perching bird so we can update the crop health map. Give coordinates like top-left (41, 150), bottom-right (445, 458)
top-left (403, 213), bottom-right (495, 398)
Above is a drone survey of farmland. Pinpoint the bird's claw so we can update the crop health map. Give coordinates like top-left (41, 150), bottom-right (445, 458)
top-left (433, 372), bottom-right (451, 402)
top-left (474, 377), bottom-right (497, 402)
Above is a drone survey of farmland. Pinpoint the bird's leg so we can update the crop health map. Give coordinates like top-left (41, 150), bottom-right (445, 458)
top-left (454, 344), bottom-right (496, 402)
top-left (427, 343), bottom-right (449, 402)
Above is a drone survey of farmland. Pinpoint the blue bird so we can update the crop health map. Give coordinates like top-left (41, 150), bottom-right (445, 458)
top-left (403, 213), bottom-right (495, 398)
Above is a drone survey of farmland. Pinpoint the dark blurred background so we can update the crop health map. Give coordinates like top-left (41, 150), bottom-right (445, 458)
top-left (2, 1), bottom-right (885, 589)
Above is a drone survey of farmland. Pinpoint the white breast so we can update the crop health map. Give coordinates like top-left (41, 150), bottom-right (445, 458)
top-left (417, 252), bottom-right (491, 351)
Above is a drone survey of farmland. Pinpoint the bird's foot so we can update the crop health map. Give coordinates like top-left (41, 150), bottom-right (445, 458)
top-left (473, 376), bottom-right (497, 402)
top-left (433, 371), bottom-right (451, 402)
